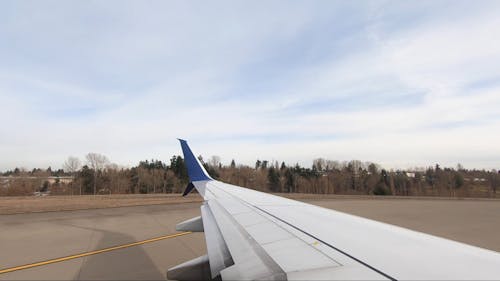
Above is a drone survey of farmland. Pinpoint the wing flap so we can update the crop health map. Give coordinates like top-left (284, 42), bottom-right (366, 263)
top-left (200, 203), bottom-right (233, 278)
top-left (175, 216), bottom-right (203, 232)
top-left (207, 199), bottom-right (286, 280)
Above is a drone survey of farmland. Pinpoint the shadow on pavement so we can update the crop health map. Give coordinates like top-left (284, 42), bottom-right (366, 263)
top-left (70, 225), bottom-right (165, 280)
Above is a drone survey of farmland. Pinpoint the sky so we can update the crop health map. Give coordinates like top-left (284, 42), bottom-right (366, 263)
top-left (1, 0), bottom-right (500, 171)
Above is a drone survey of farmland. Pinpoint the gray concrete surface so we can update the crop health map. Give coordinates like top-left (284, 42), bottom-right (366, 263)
top-left (0, 203), bottom-right (205, 280)
top-left (1, 198), bottom-right (499, 280)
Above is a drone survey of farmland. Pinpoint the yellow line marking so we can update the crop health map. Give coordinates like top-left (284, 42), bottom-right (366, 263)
top-left (0, 231), bottom-right (192, 275)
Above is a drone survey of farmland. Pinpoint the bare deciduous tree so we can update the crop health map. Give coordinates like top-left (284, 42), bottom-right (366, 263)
top-left (313, 158), bottom-right (326, 171)
top-left (85, 153), bottom-right (109, 195)
top-left (209, 155), bottom-right (221, 169)
top-left (64, 157), bottom-right (81, 173)
top-left (63, 156), bottom-right (81, 195)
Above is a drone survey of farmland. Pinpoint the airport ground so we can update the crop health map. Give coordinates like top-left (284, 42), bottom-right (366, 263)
top-left (1, 194), bottom-right (499, 280)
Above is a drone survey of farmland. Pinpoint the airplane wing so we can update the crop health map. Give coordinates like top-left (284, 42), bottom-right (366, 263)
top-left (167, 140), bottom-right (500, 280)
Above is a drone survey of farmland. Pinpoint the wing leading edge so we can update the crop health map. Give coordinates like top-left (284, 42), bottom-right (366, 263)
top-left (167, 140), bottom-right (500, 281)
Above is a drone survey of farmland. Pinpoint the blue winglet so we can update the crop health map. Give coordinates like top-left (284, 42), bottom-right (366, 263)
top-left (178, 139), bottom-right (212, 182)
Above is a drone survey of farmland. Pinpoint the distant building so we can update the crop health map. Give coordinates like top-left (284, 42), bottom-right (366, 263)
top-left (405, 172), bottom-right (416, 178)
top-left (0, 176), bottom-right (74, 188)
top-left (46, 176), bottom-right (74, 185)
top-left (0, 177), bottom-right (10, 188)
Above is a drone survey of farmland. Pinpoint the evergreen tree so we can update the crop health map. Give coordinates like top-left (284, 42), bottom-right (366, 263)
top-left (284, 169), bottom-right (295, 192)
top-left (169, 155), bottom-right (188, 182)
top-left (79, 165), bottom-right (94, 194)
top-left (267, 166), bottom-right (280, 192)
top-left (453, 172), bottom-right (464, 189)
top-left (280, 161), bottom-right (286, 171)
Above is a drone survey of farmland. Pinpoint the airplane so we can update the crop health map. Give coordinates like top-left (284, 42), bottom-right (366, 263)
top-left (167, 139), bottom-right (500, 280)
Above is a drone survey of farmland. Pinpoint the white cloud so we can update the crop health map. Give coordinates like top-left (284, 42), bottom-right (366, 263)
top-left (1, 1), bottom-right (499, 171)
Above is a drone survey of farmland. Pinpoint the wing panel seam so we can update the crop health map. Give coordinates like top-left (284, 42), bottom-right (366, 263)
top-left (252, 205), bottom-right (396, 281)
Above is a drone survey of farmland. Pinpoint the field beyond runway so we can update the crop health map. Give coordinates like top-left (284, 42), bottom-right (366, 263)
top-left (0, 194), bottom-right (203, 215)
top-left (1, 195), bottom-right (499, 280)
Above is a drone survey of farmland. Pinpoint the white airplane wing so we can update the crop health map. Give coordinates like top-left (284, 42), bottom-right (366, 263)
top-left (167, 140), bottom-right (500, 280)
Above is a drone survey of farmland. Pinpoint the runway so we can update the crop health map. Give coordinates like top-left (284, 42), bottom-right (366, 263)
top-left (1, 197), bottom-right (499, 280)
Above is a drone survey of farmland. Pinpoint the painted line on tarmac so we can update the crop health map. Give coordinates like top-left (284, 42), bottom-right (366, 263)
top-left (0, 231), bottom-right (192, 275)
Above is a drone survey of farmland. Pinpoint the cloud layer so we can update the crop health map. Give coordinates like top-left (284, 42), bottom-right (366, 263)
top-left (1, 1), bottom-right (499, 170)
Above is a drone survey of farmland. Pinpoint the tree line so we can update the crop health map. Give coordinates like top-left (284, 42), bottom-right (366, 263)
top-left (1, 154), bottom-right (499, 198)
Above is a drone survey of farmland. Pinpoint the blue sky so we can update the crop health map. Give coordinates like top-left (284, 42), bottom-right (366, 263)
top-left (1, 1), bottom-right (500, 170)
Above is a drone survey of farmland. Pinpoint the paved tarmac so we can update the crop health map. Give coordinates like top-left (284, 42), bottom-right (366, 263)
top-left (1, 197), bottom-right (499, 280)
top-left (0, 203), bottom-right (205, 280)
